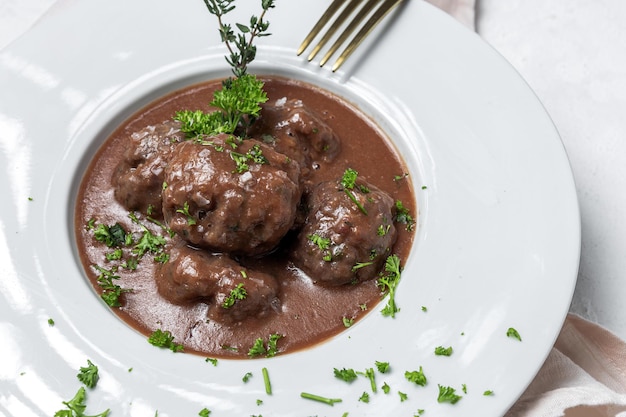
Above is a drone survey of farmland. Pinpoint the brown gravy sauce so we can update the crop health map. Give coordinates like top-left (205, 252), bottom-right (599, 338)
top-left (75, 76), bottom-right (416, 358)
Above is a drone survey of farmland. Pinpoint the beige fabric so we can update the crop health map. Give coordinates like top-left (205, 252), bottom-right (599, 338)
top-left (426, 0), bottom-right (476, 29)
top-left (506, 314), bottom-right (626, 417)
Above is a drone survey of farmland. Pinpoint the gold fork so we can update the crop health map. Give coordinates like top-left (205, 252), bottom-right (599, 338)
top-left (297, 0), bottom-right (404, 72)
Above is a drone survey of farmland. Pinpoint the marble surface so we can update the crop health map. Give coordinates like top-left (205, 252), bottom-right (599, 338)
top-left (2, 0), bottom-right (625, 340)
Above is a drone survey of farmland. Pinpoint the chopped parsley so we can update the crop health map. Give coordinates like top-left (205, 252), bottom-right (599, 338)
top-left (248, 333), bottom-right (283, 357)
top-left (342, 317), bottom-right (354, 327)
top-left (205, 357), bottom-right (218, 366)
top-left (358, 391), bottom-right (370, 403)
top-left (308, 234), bottom-right (331, 250)
top-left (437, 384), bottom-right (462, 404)
top-left (340, 168), bottom-right (368, 215)
top-left (77, 360), bottom-right (99, 389)
top-left (405, 367), bottom-right (427, 387)
top-left (507, 327), bottom-right (522, 341)
top-left (375, 361), bottom-right (390, 373)
top-left (176, 201), bottom-right (196, 225)
top-left (93, 223), bottom-right (127, 248)
top-left (53, 387), bottom-right (109, 417)
top-left (394, 200), bottom-right (415, 231)
top-left (300, 392), bottom-right (342, 406)
top-left (148, 329), bottom-right (184, 352)
top-left (434, 346), bottom-right (453, 356)
top-left (377, 254), bottom-right (402, 317)
top-left (222, 283), bottom-right (248, 308)
top-left (333, 367), bottom-right (358, 383)
top-left (198, 408), bottom-right (211, 417)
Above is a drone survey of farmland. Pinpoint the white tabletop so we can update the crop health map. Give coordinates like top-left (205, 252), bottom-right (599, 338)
top-left (2, 0), bottom-right (625, 344)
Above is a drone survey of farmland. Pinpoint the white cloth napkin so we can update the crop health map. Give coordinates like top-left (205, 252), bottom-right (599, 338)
top-left (428, 1), bottom-right (626, 416)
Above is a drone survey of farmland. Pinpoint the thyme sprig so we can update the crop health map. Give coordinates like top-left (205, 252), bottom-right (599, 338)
top-left (203, 0), bottom-right (276, 77)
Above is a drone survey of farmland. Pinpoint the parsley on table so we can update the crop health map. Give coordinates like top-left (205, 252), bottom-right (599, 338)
top-left (77, 360), bottom-right (99, 389)
top-left (437, 384), bottom-right (462, 404)
top-left (300, 392), bottom-right (342, 406)
top-left (333, 367), bottom-right (358, 383)
top-left (53, 387), bottom-right (109, 417)
top-left (148, 329), bottom-right (184, 352)
top-left (434, 346), bottom-right (453, 356)
top-left (199, 408), bottom-right (211, 417)
top-left (507, 327), bottom-right (522, 341)
top-left (405, 367), bottom-right (427, 387)
top-left (375, 361), bottom-right (390, 373)
top-left (358, 391), bottom-right (370, 403)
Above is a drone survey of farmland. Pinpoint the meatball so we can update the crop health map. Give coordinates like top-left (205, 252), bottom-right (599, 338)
top-left (155, 242), bottom-right (280, 323)
top-left (162, 135), bottom-right (302, 256)
top-left (249, 98), bottom-right (340, 190)
top-left (112, 120), bottom-right (184, 216)
top-left (292, 176), bottom-right (398, 286)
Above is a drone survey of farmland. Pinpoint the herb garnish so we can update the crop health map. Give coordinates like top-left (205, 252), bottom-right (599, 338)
top-left (202, 0), bottom-right (275, 77)
top-left (394, 200), bottom-right (415, 231)
top-left (377, 254), bottom-right (402, 317)
top-left (148, 329), bottom-right (184, 352)
top-left (77, 360), bottom-right (100, 389)
top-left (341, 168), bottom-right (368, 215)
top-left (222, 283), bottom-right (248, 308)
top-left (248, 333), bottom-right (283, 357)
top-left (506, 327), bottom-right (522, 341)
top-left (437, 384), bottom-right (462, 404)
top-left (405, 367), bottom-right (427, 387)
top-left (334, 367), bottom-right (358, 383)
top-left (53, 387), bottom-right (109, 417)
top-left (434, 346), bottom-right (453, 356)
top-left (300, 392), bottom-right (342, 406)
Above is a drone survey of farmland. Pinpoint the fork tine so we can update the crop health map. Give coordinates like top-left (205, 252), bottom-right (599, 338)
top-left (331, 0), bottom-right (404, 71)
top-left (305, 0), bottom-right (365, 62)
top-left (319, 0), bottom-right (381, 68)
top-left (297, 0), bottom-right (348, 56)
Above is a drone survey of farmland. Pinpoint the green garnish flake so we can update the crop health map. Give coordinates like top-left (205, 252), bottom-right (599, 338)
top-left (205, 357), bottom-right (218, 366)
top-left (242, 372), bottom-right (253, 382)
top-left (308, 234), bottom-right (331, 250)
top-left (434, 346), bottom-right (453, 356)
top-left (262, 367), bottom-right (272, 395)
top-left (405, 367), bottom-right (427, 387)
top-left (398, 391), bottom-right (408, 402)
top-left (351, 261), bottom-right (373, 272)
top-left (93, 222), bottom-right (127, 248)
top-left (382, 382), bottom-right (391, 394)
top-left (394, 200), bottom-right (415, 231)
top-left (53, 387), bottom-right (109, 417)
top-left (358, 391), bottom-right (370, 403)
top-left (199, 408), bottom-right (211, 417)
top-left (148, 329), bottom-right (184, 352)
top-left (176, 201), bottom-right (196, 225)
top-left (223, 283), bottom-right (247, 308)
top-left (77, 360), bottom-right (99, 389)
top-left (340, 168), bottom-right (368, 215)
top-left (333, 367), bottom-right (358, 383)
top-left (377, 254), bottom-right (402, 318)
top-left (248, 333), bottom-right (283, 358)
top-left (48, 318), bottom-right (55, 326)
top-left (507, 327), bottom-right (522, 341)
top-left (300, 392), bottom-right (342, 406)
top-left (375, 361), bottom-right (390, 373)
top-left (484, 390), bottom-right (494, 396)
top-left (437, 384), bottom-right (462, 404)
top-left (342, 317), bottom-right (354, 328)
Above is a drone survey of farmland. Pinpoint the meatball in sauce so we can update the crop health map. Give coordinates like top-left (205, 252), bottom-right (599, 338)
top-left (75, 76), bottom-right (416, 358)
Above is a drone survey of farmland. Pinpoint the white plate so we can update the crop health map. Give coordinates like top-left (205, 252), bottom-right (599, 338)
top-left (0, 1), bottom-right (579, 416)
